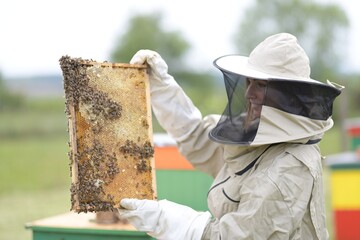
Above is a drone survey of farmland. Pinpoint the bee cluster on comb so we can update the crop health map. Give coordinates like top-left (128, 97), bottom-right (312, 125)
top-left (60, 56), bottom-right (157, 213)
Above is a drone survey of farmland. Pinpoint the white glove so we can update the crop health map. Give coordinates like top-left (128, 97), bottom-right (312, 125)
top-left (130, 50), bottom-right (202, 142)
top-left (118, 198), bottom-right (211, 240)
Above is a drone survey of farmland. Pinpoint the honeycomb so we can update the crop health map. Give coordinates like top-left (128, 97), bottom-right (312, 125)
top-left (60, 56), bottom-right (156, 213)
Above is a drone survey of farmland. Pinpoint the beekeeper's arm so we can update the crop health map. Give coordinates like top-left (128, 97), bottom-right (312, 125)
top-left (130, 50), bottom-right (223, 177)
top-left (119, 154), bottom-right (314, 240)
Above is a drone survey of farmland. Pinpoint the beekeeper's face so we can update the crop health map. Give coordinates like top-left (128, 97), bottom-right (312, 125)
top-left (245, 78), bottom-right (267, 121)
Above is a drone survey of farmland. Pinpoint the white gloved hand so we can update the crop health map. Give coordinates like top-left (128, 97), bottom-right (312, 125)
top-left (118, 198), bottom-right (211, 240)
top-left (130, 50), bottom-right (202, 142)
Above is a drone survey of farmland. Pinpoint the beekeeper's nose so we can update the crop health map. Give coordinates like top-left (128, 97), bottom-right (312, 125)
top-left (245, 78), bottom-right (267, 102)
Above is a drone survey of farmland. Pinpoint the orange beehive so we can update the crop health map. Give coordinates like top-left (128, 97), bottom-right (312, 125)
top-left (59, 56), bottom-right (156, 213)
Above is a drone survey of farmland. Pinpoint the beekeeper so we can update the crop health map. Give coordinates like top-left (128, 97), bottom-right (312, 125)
top-left (118, 33), bottom-right (343, 239)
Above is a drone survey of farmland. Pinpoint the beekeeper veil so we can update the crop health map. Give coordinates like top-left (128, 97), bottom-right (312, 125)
top-left (209, 33), bottom-right (343, 145)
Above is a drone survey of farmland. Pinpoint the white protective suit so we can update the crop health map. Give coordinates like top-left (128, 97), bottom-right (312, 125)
top-left (119, 33), bottom-right (343, 240)
top-left (179, 116), bottom-right (328, 239)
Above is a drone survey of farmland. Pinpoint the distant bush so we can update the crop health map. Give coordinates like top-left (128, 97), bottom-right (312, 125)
top-left (0, 78), bottom-right (25, 111)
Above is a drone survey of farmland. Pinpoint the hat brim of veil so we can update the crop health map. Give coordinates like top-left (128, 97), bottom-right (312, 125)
top-left (213, 54), bottom-right (320, 84)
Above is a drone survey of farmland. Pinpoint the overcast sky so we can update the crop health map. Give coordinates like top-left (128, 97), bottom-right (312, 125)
top-left (0, 0), bottom-right (359, 78)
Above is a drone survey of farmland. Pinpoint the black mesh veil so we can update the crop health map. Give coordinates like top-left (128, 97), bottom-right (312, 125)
top-left (209, 70), bottom-right (342, 145)
top-left (209, 70), bottom-right (262, 144)
top-left (264, 80), bottom-right (341, 120)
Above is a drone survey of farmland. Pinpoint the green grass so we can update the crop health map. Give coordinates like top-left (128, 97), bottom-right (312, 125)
top-left (0, 97), bottom-right (343, 239)
top-left (0, 187), bottom-right (69, 240)
top-left (0, 100), bottom-right (70, 193)
top-left (0, 135), bottom-right (71, 240)
top-left (0, 99), bottom-right (67, 138)
top-left (320, 124), bottom-right (343, 155)
top-left (0, 136), bottom-right (70, 193)
top-left (0, 98), bottom-right (71, 240)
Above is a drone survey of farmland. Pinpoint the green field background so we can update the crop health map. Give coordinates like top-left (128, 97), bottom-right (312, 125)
top-left (0, 98), bottom-right (342, 240)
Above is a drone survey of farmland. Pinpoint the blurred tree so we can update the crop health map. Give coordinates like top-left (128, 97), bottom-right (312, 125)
top-left (234, 0), bottom-right (352, 150)
top-left (111, 12), bottom-right (190, 70)
top-left (110, 12), bottom-right (225, 132)
top-left (234, 0), bottom-right (349, 81)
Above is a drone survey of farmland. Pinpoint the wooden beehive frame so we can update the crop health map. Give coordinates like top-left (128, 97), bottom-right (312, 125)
top-left (60, 56), bottom-right (157, 213)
